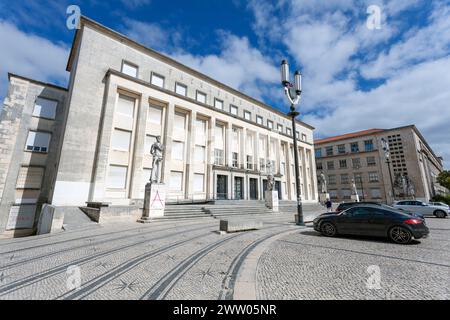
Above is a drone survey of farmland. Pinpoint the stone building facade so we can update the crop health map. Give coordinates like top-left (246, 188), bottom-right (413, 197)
top-left (0, 17), bottom-right (318, 236)
top-left (315, 126), bottom-right (446, 204)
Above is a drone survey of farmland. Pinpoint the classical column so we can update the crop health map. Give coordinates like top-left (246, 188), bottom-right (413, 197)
top-left (207, 116), bottom-right (216, 200)
top-left (162, 102), bottom-right (175, 186)
top-left (186, 110), bottom-right (197, 200)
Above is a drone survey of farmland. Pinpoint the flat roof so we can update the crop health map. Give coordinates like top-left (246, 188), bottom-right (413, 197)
top-left (8, 73), bottom-right (68, 91)
top-left (314, 129), bottom-right (384, 144)
top-left (67, 16), bottom-right (314, 130)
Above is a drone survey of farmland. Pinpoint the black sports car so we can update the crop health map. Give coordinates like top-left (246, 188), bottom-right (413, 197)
top-left (313, 204), bottom-right (429, 244)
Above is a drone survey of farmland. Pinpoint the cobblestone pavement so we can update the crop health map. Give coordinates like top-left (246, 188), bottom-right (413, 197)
top-left (0, 214), bottom-right (449, 300)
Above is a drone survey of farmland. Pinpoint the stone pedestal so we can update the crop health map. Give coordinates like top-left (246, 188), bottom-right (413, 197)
top-left (319, 193), bottom-right (330, 202)
top-left (138, 182), bottom-right (166, 223)
top-left (265, 190), bottom-right (279, 213)
top-left (37, 204), bottom-right (64, 235)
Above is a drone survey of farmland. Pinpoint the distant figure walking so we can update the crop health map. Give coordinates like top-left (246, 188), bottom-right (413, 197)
top-left (325, 199), bottom-right (333, 212)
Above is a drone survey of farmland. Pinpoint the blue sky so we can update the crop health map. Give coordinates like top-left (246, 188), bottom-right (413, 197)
top-left (0, 0), bottom-right (449, 168)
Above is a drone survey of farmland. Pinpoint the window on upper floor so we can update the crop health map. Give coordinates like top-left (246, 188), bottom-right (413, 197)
top-left (25, 131), bottom-right (51, 153)
top-left (267, 120), bottom-right (273, 130)
top-left (277, 124), bottom-right (283, 133)
top-left (196, 91), bottom-right (207, 104)
top-left (364, 139), bottom-right (374, 151)
top-left (325, 146), bottom-right (333, 156)
top-left (367, 156), bottom-right (376, 166)
top-left (339, 159), bottom-right (347, 169)
top-left (244, 110), bottom-right (251, 121)
top-left (111, 129), bottom-right (132, 152)
top-left (256, 116), bottom-right (263, 125)
top-left (121, 61), bottom-right (138, 78)
top-left (286, 128), bottom-right (292, 136)
top-left (150, 72), bottom-right (165, 88)
top-left (315, 149), bottom-right (322, 158)
top-left (337, 144), bottom-right (346, 154)
top-left (327, 161), bottom-right (335, 170)
top-left (301, 133), bottom-right (307, 142)
top-left (352, 158), bottom-right (361, 168)
top-left (33, 97), bottom-right (57, 120)
top-left (317, 162), bottom-right (323, 170)
top-left (230, 104), bottom-right (238, 116)
top-left (214, 98), bottom-right (224, 110)
top-left (175, 82), bottom-right (187, 96)
top-left (368, 171), bottom-right (379, 182)
top-left (351, 142), bottom-right (359, 153)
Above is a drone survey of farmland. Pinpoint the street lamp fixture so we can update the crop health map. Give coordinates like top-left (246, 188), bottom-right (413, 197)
top-left (381, 137), bottom-right (395, 204)
top-left (280, 59), bottom-right (304, 226)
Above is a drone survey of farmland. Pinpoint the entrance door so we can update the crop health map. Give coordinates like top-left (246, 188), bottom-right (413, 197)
top-left (262, 179), bottom-right (267, 199)
top-left (275, 181), bottom-right (282, 200)
top-left (249, 178), bottom-right (258, 200)
top-left (234, 177), bottom-right (243, 200)
top-left (216, 175), bottom-right (228, 200)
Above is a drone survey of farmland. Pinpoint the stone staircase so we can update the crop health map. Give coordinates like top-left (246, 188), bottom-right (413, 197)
top-left (203, 201), bottom-right (274, 219)
top-left (155, 204), bottom-right (211, 221)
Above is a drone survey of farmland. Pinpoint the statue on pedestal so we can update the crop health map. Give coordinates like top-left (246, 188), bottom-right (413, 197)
top-left (319, 172), bottom-right (328, 193)
top-left (266, 160), bottom-right (275, 191)
top-left (150, 136), bottom-right (164, 184)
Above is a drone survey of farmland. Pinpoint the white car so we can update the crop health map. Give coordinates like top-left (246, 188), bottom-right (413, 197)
top-left (394, 200), bottom-right (449, 218)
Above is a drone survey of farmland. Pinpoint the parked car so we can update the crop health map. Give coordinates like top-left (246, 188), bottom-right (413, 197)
top-left (313, 204), bottom-right (429, 244)
top-left (393, 200), bottom-right (449, 218)
top-left (336, 202), bottom-right (424, 219)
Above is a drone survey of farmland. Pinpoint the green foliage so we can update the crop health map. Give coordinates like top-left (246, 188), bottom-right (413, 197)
top-left (437, 171), bottom-right (450, 190)
top-left (431, 195), bottom-right (450, 206)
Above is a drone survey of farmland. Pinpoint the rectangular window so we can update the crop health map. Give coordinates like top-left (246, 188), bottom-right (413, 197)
top-left (364, 140), bottom-right (374, 152)
top-left (214, 149), bottom-right (224, 166)
top-left (191, 143), bottom-right (205, 162)
top-left (193, 174), bottom-right (205, 192)
top-left (121, 61), bottom-right (138, 77)
top-left (107, 165), bottom-right (127, 189)
top-left (232, 152), bottom-right (238, 168)
top-left (25, 131), bottom-right (51, 153)
top-left (170, 171), bottom-right (183, 191)
top-left (230, 105), bottom-right (238, 116)
top-left (33, 97), bottom-right (57, 119)
top-left (341, 174), bottom-right (349, 184)
top-left (117, 95), bottom-right (135, 117)
top-left (296, 131), bottom-right (300, 139)
top-left (337, 144), bottom-right (346, 154)
top-left (286, 128), bottom-right (292, 136)
top-left (316, 162), bottom-right (323, 170)
top-left (174, 112), bottom-right (186, 130)
top-left (326, 146), bottom-right (333, 156)
top-left (352, 158), bottom-right (361, 168)
top-left (301, 134), bottom-right (307, 142)
top-left (244, 111), bottom-right (251, 120)
top-left (351, 142), bottom-right (359, 153)
top-left (215, 124), bottom-right (225, 150)
top-left (368, 172), bottom-right (379, 182)
top-left (148, 104), bottom-right (163, 124)
top-left (151, 73), bottom-right (165, 88)
top-left (246, 155), bottom-right (253, 170)
top-left (367, 156), bottom-right (376, 166)
top-left (175, 82), bottom-right (187, 96)
top-left (259, 158), bottom-right (266, 172)
top-left (339, 159), bottom-right (347, 169)
top-left (315, 149), bottom-right (322, 158)
top-left (172, 141), bottom-right (185, 161)
top-left (111, 129), bottom-right (131, 151)
top-left (267, 120), bottom-right (273, 129)
top-left (256, 116), bottom-right (263, 125)
top-left (277, 124), bottom-right (283, 133)
top-left (281, 162), bottom-right (286, 174)
top-left (196, 91), bottom-right (207, 104)
top-left (16, 167), bottom-right (44, 189)
top-left (214, 98), bottom-right (224, 110)
top-left (328, 175), bottom-right (337, 185)
top-left (327, 161), bottom-right (335, 170)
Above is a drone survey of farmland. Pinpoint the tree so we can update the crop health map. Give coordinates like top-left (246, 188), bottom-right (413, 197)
top-left (437, 170), bottom-right (450, 190)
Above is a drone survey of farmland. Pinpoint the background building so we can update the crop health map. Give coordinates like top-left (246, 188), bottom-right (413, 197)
top-left (315, 126), bottom-right (447, 204)
top-left (0, 17), bottom-right (318, 236)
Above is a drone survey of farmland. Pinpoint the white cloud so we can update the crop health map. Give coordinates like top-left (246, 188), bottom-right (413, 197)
top-left (121, 0), bottom-right (151, 9)
top-left (247, 0), bottom-right (450, 168)
top-left (0, 20), bottom-right (69, 106)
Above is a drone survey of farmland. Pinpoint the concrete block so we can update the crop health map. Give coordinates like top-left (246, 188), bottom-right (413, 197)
top-left (37, 204), bottom-right (64, 235)
top-left (219, 219), bottom-right (263, 233)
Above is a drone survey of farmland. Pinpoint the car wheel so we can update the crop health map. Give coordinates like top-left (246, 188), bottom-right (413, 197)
top-left (320, 222), bottom-right (337, 237)
top-left (434, 210), bottom-right (446, 219)
top-left (389, 226), bottom-right (412, 244)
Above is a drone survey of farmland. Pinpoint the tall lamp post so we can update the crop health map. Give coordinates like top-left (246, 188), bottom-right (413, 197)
top-left (381, 138), bottom-right (395, 204)
top-left (280, 60), bottom-right (304, 226)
